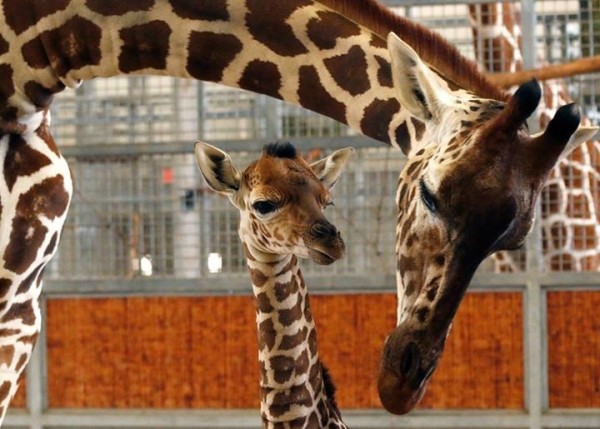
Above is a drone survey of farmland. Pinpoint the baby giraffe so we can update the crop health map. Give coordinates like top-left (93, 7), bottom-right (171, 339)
top-left (195, 141), bottom-right (353, 429)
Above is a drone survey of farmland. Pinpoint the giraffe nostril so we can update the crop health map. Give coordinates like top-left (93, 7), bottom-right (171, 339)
top-left (400, 342), bottom-right (421, 381)
top-left (311, 220), bottom-right (338, 239)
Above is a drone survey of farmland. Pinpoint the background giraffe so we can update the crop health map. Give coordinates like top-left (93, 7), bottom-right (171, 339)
top-left (470, 2), bottom-right (600, 272)
top-left (194, 141), bottom-right (353, 428)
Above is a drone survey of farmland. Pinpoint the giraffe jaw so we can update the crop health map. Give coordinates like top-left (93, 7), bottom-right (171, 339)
top-left (307, 244), bottom-right (344, 265)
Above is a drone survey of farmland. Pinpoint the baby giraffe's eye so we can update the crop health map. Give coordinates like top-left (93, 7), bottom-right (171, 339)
top-left (325, 200), bottom-right (335, 209)
top-left (252, 200), bottom-right (279, 215)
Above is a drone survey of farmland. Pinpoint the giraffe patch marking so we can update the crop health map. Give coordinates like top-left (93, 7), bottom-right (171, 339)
top-left (360, 98), bottom-right (400, 145)
top-left (169, 0), bottom-right (228, 21)
top-left (0, 35), bottom-right (7, 56)
top-left (119, 21), bottom-right (171, 73)
top-left (298, 65), bottom-right (346, 125)
top-left (0, 345), bottom-right (14, 367)
top-left (27, 16), bottom-right (102, 76)
top-left (4, 135), bottom-right (52, 192)
top-left (0, 65), bottom-right (15, 107)
top-left (324, 46), bottom-right (371, 96)
top-left (2, 300), bottom-right (35, 325)
top-left (239, 60), bottom-right (282, 99)
top-left (86, 0), bottom-right (154, 15)
top-left (0, 279), bottom-right (10, 301)
top-left (0, 382), bottom-right (10, 402)
top-left (2, 0), bottom-right (69, 35)
top-left (375, 55), bottom-right (393, 88)
top-left (306, 10), bottom-right (361, 50)
top-left (24, 81), bottom-right (56, 109)
top-left (187, 31), bottom-right (242, 82)
top-left (246, 0), bottom-right (310, 57)
top-left (394, 121), bottom-right (411, 154)
top-left (4, 176), bottom-right (69, 274)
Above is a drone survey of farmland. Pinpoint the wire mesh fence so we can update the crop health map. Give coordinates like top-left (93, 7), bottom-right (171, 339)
top-left (44, 0), bottom-right (600, 285)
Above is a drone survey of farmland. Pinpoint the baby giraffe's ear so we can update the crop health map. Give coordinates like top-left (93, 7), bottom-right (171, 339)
top-left (310, 147), bottom-right (355, 190)
top-left (194, 141), bottom-right (241, 195)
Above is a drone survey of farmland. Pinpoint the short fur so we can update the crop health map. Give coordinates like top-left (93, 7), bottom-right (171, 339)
top-left (317, 0), bottom-right (507, 101)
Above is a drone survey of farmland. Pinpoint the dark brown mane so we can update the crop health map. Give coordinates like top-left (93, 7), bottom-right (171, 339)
top-left (317, 0), bottom-right (507, 101)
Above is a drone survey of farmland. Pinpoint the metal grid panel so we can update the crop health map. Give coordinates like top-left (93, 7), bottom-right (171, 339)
top-left (46, 147), bottom-right (403, 282)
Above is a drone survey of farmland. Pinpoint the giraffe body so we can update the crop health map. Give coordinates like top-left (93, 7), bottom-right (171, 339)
top-left (195, 141), bottom-right (352, 428)
top-left (0, 0), bottom-right (594, 420)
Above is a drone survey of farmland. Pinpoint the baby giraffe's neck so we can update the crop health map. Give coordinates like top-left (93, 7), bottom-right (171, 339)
top-left (243, 242), bottom-right (346, 429)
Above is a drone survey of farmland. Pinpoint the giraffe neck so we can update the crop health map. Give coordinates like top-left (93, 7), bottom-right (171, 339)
top-left (243, 243), bottom-right (345, 429)
top-left (0, 0), bottom-right (499, 148)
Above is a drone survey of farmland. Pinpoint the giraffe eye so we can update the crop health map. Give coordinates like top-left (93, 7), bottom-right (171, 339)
top-left (419, 179), bottom-right (438, 213)
top-left (252, 200), bottom-right (279, 215)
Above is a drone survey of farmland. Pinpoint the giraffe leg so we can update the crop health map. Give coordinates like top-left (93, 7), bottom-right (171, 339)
top-left (0, 124), bottom-right (72, 423)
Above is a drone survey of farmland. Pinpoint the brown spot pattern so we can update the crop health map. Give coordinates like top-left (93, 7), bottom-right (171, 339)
top-left (279, 327), bottom-right (308, 350)
top-left (1, 300), bottom-right (35, 325)
top-left (187, 31), bottom-right (242, 82)
top-left (324, 46), bottom-right (370, 96)
top-left (255, 292), bottom-right (274, 313)
top-left (298, 65), bottom-right (346, 124)
top-left (170, 0), bottom-right (228, 21)
top-left (246, 0), bottom-right (310, 57)
top-left (0, 345), bottom-right (14, 367)
top-left (258, 318), bottom-right (276, 351)
top-left (27, 16), bottom-right (102, 76)
top-left (306, 10), bottom-right (361, 50)
top-left (0, 35), bottom-right (8, 56)
top-left (86, 0), bottom-right (154, 15)
top-left (273, 280), bottom-right (297, 302)
top-left (361, 98), bottom-right (400, 145)
top-left (4, 134), bottom-right (52, 192)
top-left (44, 232), bottom-right (59, 256)
top-left (0, 279), bottom-right (11, 298)
top-left (0, 65), bottom-right (15, 105)
top-left (24, 81), bottom-right (56, 109)
top-left (16, 264), bottom-right (43, 295)
top-left (270, 355), bottom-right (295, 384)
top-left (4, 217), bottom-right (47, 275)
top-left (238, 60), bottom-right (282, 99)
top-left (271, 385), bottom-right (312, 416)
top-left (248, 267), bottom-right (268, 287)
top-left (375, 55), bottom-right (393, 88)
top-left (119, 21), bottom-right (171, 73)
top-left (0, 382), bottom-right (10, 402)
top-left (3, 0), bottom-right (69, 35)
top-left (4, 176), bottom-right (70, 274)
top-left (278, 298), bottom-right (303, 326)
top-left (394, 121), bottom-right (411, 153)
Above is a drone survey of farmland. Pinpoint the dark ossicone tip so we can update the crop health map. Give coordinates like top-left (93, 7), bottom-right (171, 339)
top-left (546, 103), bottom-right (580, 144)
top-left (512, 79), bottom-right (541, 121)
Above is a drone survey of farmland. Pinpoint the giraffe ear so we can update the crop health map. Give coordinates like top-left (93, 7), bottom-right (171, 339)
top-left (387, 32), bottom-right (452, 122)
top-left (194, 141), bottom-right (241, 195)
top-left (310, 147), bottom-right (354, 190)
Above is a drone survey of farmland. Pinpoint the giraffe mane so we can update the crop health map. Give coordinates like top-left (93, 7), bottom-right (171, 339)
top-left (320, 362), bottom-right (340, 411)
top-left (317, 0), bottom-right (507, 101)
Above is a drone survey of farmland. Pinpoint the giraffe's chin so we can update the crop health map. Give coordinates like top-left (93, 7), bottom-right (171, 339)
top-left (377, 365), bottom-right (428, 415)
top-left (308, 248), bottom-right (337, 265)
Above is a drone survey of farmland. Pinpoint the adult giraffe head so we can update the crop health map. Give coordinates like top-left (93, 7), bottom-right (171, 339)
top-left (378, 33), bottom-right (597, 414)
